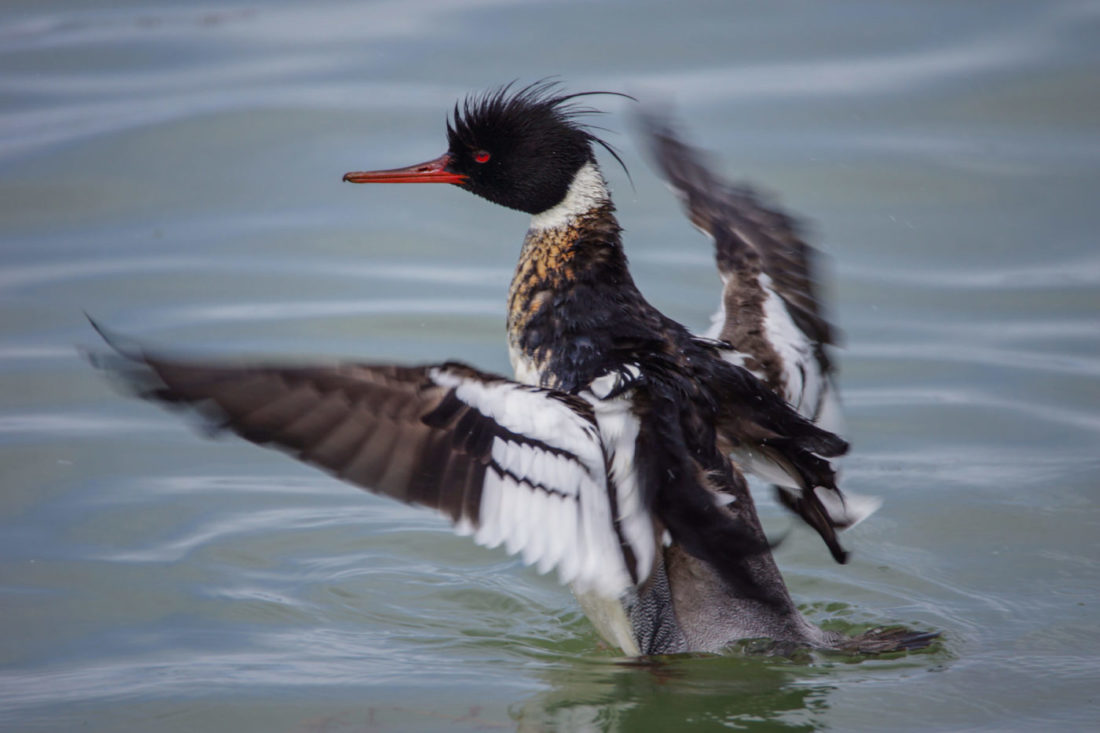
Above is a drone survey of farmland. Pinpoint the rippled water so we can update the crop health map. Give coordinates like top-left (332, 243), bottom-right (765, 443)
top-left (2, 1), bottom-right (1099, 730)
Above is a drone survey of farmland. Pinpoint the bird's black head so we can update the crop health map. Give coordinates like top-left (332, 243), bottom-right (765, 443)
top-left (344, 81), bottom-right (629, 215)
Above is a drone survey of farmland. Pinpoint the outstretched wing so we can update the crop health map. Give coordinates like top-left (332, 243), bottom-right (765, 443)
top-left (639, 111), bottom-right (836, 376)
top-left (639, 113), bottom-right (878, 563)
top-left (88, 325), bottom-right (652, 599)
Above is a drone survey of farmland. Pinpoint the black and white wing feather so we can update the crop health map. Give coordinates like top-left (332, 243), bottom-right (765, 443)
top-left (639, 114), bottom-right (880, 562)
top-left (639, 111), bottom-right (838, 424)
top-left (88, 327), bottom-right (654, 599)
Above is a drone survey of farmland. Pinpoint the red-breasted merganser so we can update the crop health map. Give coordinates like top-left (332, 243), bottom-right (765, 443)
top-left (91, 82), bottom-right (934, 656)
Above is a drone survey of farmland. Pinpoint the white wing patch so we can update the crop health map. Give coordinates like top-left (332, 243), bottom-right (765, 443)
top-left (705, 272), bottom-right (829, 422)
top-left (814, 486), bottom-right (882, 529)
top-left (728, 444), bottom-right (803, 490)
top-left (699, 273), bottom-right (881, 530)
top-left (432, 370), bottom-right (602, 460)
top-left (583, 373), bottom-right (656, 589)
top-left (814, 378), bottom-right (846, 437)
top-left (757, 273), bottom-right (820, 414)
top-left (429, 367), bottom-right (648, 599)
top-left (507, 340), bottom-right (542, 387)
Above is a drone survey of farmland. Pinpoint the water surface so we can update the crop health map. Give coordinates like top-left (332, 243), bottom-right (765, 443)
top-left (2, 1), bottom-right (1099, 730)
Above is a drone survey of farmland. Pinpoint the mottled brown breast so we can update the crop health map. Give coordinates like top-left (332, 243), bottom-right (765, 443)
top-left (508, 226), bottom-right (579, 333)
top-left (505, 214), bottom-right (598, 387)
top-left (504, 203), bottom-right (636, 393)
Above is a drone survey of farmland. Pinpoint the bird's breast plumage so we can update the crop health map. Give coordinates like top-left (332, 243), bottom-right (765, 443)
top-left (506, 203), bottom-right (637, 393)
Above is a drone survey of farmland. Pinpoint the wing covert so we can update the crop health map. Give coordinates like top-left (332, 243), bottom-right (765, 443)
top-left (88, 325), bottom-right (652, 599)
top-left (637, 116), bottom-right (880, 563)
top-left (638, 111), bottom-right (837, 363)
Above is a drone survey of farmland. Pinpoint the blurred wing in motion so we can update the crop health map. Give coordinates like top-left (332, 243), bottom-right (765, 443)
top-left (639, 111), bottom-right (835, 378)
top-left (639, 113), bottom-right (879, 562)
top-left (87, 321), bottom-right (654, 599)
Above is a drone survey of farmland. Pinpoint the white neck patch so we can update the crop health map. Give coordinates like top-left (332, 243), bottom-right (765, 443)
top-left (529, 161), bottom-right (609, 231)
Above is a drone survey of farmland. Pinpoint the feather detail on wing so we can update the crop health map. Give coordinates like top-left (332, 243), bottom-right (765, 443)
top-left (637, 113), bottom-right (881, 563)
top-left (86, 321), bottom-right (654, 600)
top-left (638, 110), bottom-right (837, 372)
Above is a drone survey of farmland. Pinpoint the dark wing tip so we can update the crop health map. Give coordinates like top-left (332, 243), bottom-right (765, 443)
top-left (714, 361), bottom-right (848, 459)
top-left (806, 426), bottom-right (849, 458)
top-left (84, 313), bottom-right (144, 361)
top-left (774, 486), bottom-right (849, 564)
top-left (83, 316), bottom-right (161, 396)
top-left (83, 320), bottom-right (247, 439)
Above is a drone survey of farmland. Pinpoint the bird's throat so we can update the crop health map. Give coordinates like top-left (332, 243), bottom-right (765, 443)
top-left (506, 177), bottom-right (627, 390)
top-left (528, 161), bottom-right (610, 232)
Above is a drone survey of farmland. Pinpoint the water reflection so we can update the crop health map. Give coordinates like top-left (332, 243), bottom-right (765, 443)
top-left (518, 654), bottom-right (832, 732)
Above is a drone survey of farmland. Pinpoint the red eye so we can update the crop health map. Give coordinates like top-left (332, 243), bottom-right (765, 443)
top-left (473, 150), bottom-right (491, 163)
